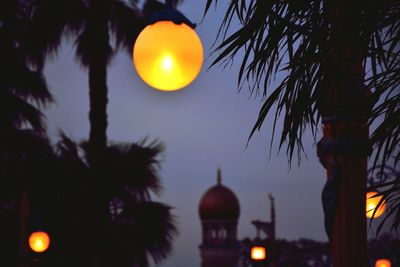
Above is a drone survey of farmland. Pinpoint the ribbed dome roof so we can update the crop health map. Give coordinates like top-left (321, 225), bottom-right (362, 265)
top-left (198, 168), bottom-right (240, 221)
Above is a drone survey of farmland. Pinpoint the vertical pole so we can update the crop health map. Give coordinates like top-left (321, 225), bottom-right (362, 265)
top-left (269, 194), bottom-right (276, 267)
top-left (319, 120), bottom-right (370, 267)
top-left (317, 67), bottom-right (371, 267)
top-left (316, 2), bottom-right (371, 266)
top-left (19, 190), bottom-right (30, 267)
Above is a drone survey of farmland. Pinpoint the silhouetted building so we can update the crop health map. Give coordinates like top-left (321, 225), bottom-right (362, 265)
top-left (195, 168), bottom-right (400, 267)
top-left (251, 194), bottom-right (276, 241)
top-left (198, 167), bottom-right (241, 267)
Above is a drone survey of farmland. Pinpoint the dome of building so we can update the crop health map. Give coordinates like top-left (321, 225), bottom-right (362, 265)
top-left (198, 168), bottom-right (240, 221)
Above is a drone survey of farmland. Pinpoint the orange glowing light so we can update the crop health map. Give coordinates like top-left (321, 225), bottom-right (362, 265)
top-left (251, 246), bottom-right (266, 261)
top-left (28, 231), bottom-right (50, 253)
top-left (133, 21), bottom-right (203, 91)
top-left (366, 191), bottom-right (386, 218)
top-left (375, 259), bottom-right (392, 267)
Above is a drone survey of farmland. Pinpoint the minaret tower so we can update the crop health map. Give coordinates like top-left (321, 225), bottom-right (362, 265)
top-left (251, 194), bottom-right (277, 267)
top-left (198, 167), bottom-right (241, 267)
top-left (269, 193), bottom-right (276, 240)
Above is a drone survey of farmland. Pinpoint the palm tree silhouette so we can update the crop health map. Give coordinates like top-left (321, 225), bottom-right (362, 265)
top-left (54, 135), bottom-right (177, 267)
top-left (48, 2), bottom-right (176, 265)
top-left (28, 0), bottom-right (160, 156)
top-left (204, 1), bottom-right (399, 266)
top-left (0, 2), bottom-right (57, 265)
top-left (57, 0), bottom-right (146, 154)
top-left (0, 1), bottom-right (53, 135)
top-left (1, 1), bottom-right (178, 266)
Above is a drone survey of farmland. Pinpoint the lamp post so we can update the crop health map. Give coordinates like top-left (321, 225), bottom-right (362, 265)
top-left (133, 0), bottom-right (203, 91)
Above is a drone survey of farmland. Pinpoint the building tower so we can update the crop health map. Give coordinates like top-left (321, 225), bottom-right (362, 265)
top-left (251, 193), bottom-right (277, 266)
top-left (198, 167), bottom-right (240, 267)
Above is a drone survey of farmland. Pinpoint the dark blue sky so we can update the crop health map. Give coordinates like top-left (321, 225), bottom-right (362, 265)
top-left (42, 1), bottom-right (386, 266)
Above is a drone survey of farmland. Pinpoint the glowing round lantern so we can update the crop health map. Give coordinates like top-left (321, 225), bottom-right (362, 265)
top-left (28, 231), bottom-right (50, 253)
top-left (133, 20), bottom-right (203, 91)
top-left (375, 259), bottom-right (391, 267)
top-left (251, 246), bottom-right (266, 261)
top-left (366, 191), bottom-right (386, 218)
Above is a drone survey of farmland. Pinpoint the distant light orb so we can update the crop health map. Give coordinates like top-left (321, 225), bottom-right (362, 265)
top-left (251, 246), bottom-right (266, 261)
top-left (28, 231), bottom-right (50, 253)
top-left (375, 259), bottom-right (392, 267)
top-left (366, 191), bottom-right (386, 218)
top-left (133, 21), bottom-right (203, 91)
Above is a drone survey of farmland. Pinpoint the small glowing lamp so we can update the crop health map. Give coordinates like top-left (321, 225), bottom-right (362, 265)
top-left (375, 259), bottom-right (391, 267)
top-left (366, 191), bottom-right (386, 218)
top-left (133, 2), bottom-right (203, 91)
top-left (251, 246), bottom-right (266, 261)
top-left (28, 231), bottom-right (50, 253)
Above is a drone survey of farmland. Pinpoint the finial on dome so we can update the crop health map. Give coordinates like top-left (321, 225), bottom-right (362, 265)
top-left (217, 166), bottom-right (222, 185)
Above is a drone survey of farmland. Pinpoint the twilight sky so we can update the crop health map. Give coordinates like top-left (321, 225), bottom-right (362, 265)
top-left (42, 1), bottom-right (385, 267)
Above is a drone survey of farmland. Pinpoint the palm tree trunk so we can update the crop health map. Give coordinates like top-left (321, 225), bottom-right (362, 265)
top-left (88, 62), bottom-right (108, 154)
top-left (87, 1), bottom-right (111, 266)
top-left (317, 66), bottom-right (371, 267)
top-left (88, 0), bottom-right (109, 156)
top-left (318, 55), bottom-right (371, 267)
top-left (319, 120), bottom-right (370, 267)
top-left (316, 2), bottom-right (371, 266)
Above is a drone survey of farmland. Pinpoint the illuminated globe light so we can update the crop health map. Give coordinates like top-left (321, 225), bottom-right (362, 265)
top-left (133, 21), bottom-right (203, 91)
top-left (251, 246), bottom-right (266, 261)
top-left (375, 259), bottom-right (392, 267)
top-left (366, 191), bottom-right (386, 218)
top-left (28, 231), bottom-right (50, 253)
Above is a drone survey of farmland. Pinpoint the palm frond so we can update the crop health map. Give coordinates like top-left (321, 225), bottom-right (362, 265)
top-left (205, 0), bottom-right (400, 166)
top-left (109, 0), bottom-right (145, 54)
top-left (55, 133), bottom-right (90, 175)
top-left (55, 136), bottom-right (174, 267)
top-left (0, 0), bottom-right (55, 133)
top-left (6, 67), bottom-right (52, 106)
top-left (113, 201), bottom-right (177, 267)
top-left (81, 139), bottom-right (165, 200)
top-left (0, 92), bottom-right (47, 132)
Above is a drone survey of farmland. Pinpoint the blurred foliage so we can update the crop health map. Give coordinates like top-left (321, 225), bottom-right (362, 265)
top-left (0, 133), bottom-right (177, 267)
top-left (0, 1), bottom-right (178, 266)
